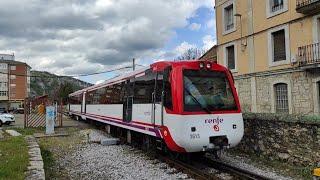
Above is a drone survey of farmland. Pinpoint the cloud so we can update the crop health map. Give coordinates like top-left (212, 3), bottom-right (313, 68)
top-left (175, 42), bottom-right (197, 55)
top-left (202, 35), bottom-right (216, 50)
top-left (206, 19), bottom-right (216, 29)
top-left (0, 0), bottom-right (213, 79)
top-left (95, 80), bottom-right (105, 85)
top-left (189, 23), bottom-right (202, 31)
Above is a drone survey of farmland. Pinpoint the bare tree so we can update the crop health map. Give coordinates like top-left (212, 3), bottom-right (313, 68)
top-left (175, 48), bottom-right (205, 60)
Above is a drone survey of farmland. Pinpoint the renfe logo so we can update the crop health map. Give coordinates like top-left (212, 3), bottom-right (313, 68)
top-left (205, 117), bottom-right (224, 125)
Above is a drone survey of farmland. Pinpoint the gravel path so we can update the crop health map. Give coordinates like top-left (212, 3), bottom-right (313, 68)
top-left (58, 129), bottom-right (191, 180)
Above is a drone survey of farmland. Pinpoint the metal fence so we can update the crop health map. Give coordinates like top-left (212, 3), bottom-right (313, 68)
top-left (297, 0), bottom-right (320, 8)
top-left (298, 42), bottom-right (320, 66)
top-left (24, 97), bottom-right (63, 128)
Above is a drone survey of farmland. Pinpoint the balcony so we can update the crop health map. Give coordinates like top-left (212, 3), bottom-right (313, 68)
top-left (296, 0), bottom-right (320, 14)
top-left (297, 42), bottom-right (320, 68)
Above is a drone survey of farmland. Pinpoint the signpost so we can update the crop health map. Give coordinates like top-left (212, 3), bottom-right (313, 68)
top-left (46, 106), bottom-right (55, 134)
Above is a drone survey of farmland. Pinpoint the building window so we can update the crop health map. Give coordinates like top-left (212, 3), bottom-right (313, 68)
top-left (222, 1), bottom-right (236, 34)
top-left (0, 91), bottom-right (7, 96)
top-left (267, 0), bottom-right (288, 18)
top-left (0, 82), bottom-right (7, 88)
top-left (10, 75), bottom-right (16, 79)
top-left (0, 63), bottom-right (7, 70)
top-left (268, 25), bottom-right (290, 66)
top-left (10, 66), bottom-right (16, 71)
top-left (225, 5), bottom-right (234, 31)
top-left (274, 83), bottom-right (289, 113)
top-left (272, 29), bottom-right (286, 62)
top-left (270, 0), bottom-right (283, 12)
top-left (224, 43), bottom-right (236, 71)
top-left (10, 84), bottom-right (16, 87)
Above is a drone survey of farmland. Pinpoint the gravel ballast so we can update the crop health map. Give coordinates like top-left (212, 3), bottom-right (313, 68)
top-left (58, 129), bottom-right (191, 180)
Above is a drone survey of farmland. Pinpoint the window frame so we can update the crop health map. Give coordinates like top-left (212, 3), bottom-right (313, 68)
top-left (10, 66), bottom-right (16, 71)
top-left (268, 24), bottom-right (290, 67)
top-left (222, 0), bottom-right (236, 35)
top-left (223, 42), bottom-right (237, 72)
top-left (270, 80), bottom-right (292, 114)
top-left (266, 0), bottom-right (288, 18)
top-left (10, 75), bottom-right (16, 80)
top-left (312, 14), bottom-right (320, 44)
top-left (274, 83), bottom-right (289, 113)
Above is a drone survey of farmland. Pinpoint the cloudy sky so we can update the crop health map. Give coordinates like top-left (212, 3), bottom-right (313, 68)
top-left (0, 0), bottom-right (216, 84)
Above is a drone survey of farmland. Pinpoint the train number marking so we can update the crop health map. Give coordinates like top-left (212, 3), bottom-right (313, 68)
top-left (190, 133), bottom-right (200, 139)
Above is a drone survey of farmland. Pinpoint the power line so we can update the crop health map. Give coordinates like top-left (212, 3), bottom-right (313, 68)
top-left (0, 66), bottom-right (134, 79)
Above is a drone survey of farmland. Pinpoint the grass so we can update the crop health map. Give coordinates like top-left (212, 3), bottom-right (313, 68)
top-left (0, 136), bottom-right (29, 180)
top-left (37, 128), bottom-right (83, 179)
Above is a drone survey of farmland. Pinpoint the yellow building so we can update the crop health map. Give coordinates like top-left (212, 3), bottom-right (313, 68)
top-left (215, 0), bottom-right (320, 114)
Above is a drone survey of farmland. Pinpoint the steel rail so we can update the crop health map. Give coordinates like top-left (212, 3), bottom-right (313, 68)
top-left (204, 157), bottom-right (271, 180)
top-left (157, 155), bottom-right (219, 180)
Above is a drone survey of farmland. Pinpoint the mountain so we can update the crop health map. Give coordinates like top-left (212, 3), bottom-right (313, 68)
top-left (30, 71), bottom-right (93, 98)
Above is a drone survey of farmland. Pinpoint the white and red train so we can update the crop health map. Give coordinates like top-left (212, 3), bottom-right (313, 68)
top-left (68, 61), bottom-right (244, 153)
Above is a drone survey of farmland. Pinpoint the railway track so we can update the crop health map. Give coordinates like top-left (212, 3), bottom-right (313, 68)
top-left (203, 156), bottom-right (270, 180)
top-left (157, 154), bottom-right (219, 180)
top-left (157, 153), bottom-right (270, 180)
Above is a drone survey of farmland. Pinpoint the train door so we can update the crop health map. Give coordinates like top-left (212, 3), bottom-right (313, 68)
top-left (123, 79), bottom-right (134, 122)
top-left (152, 72), bottom-right (164, 127)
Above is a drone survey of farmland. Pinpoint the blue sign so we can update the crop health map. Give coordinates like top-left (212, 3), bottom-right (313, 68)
top-left (46, 106), bottom-right (55, 134)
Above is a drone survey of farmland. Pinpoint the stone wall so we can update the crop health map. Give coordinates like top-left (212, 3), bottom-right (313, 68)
top-left (234, 77), bottom-right (252, 112)
top-left (234, 69), bottom-right (317, 114)
top-left (235, 113), bottom-right (320, 167)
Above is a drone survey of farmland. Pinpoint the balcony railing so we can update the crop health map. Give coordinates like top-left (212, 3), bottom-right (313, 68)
top-left (296, 0), bottom-right (320, 14)
top-left (297, 42), bottom-right (320, 66)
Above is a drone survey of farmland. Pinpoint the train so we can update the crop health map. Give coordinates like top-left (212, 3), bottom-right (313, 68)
top-left (68, 60), bottom-right (244, 153)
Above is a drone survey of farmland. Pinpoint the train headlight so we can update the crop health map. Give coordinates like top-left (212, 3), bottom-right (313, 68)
top-left (206, 63), bottom-right (212, 69)
top-left (199, 62), bottom-right (205, 69)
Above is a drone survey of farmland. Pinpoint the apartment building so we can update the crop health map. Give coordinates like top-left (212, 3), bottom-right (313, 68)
top-left (0, 54), bottom-right (31, 110)
top-left (215, 0), bottom-right (320, 114)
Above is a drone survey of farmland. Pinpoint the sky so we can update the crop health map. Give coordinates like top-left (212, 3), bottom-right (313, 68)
top-left (0, 0), bottom-right (216, 84)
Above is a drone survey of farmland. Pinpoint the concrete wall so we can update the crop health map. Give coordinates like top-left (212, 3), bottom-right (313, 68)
top-left (235, 114), bottom-right (320, 167)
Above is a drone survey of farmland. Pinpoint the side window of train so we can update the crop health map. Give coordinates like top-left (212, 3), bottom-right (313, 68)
top-left (155, 74), bottom-right (163, 103)
top-left (134, 71), bottom-right (155, 104)
top-left (163, 67), bottom-right (173, 110)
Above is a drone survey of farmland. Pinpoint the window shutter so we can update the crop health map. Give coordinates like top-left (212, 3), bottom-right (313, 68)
top-left (227, 45), bottom-right (235, 70)
top-left (273, 29), bottom-right (286, 62)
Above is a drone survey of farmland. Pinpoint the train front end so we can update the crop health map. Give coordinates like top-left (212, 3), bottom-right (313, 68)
top-left (160, 61), bottom-right (244, 153)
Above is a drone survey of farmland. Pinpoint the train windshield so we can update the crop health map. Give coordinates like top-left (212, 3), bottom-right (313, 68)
top-left (183, 70), bottom-right (237, 112)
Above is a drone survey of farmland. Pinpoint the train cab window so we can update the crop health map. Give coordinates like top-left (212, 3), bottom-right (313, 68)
top-left (183, 70), bottom-right (237, 112)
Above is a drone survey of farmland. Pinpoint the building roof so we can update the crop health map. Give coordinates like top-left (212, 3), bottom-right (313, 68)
top-left (199, 45), bottom-right (217, 61)
top-left (0, 59), bottom-right (31, 68)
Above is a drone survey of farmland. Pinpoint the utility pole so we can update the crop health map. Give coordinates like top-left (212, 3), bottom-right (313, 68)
top-left (132, 58), bottom-right (135, 71)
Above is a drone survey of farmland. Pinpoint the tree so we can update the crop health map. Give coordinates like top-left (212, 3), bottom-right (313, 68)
top-left (57, 82), bottom-right (74, 104)
top-left (175, 48), bottom-right (205, 60)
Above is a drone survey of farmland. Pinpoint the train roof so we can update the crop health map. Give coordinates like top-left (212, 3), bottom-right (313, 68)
top-left (69, 60), bottom-right (227, 97)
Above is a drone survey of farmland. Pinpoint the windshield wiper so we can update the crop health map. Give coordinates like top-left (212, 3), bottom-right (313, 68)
top-left (184, 87), bottom-right (211, 114)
